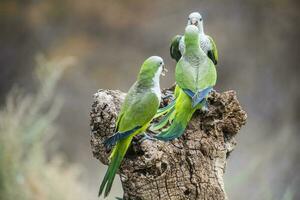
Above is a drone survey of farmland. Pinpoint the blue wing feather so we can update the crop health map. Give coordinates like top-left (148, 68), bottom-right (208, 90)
top-left (104, 126), bottom-right (141, 148)
top-left (192, 87), bottom-right (212, 108)
top-left (183, 87), bottom-right (213, 108)
top-left (182, 89), bottom-right (195, 99)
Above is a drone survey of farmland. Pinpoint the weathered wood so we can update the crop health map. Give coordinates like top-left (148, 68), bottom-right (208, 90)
top-left (90, 88), bottom-right (247, 200)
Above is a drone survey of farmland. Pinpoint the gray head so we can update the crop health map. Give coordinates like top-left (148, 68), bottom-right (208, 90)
top-left (187, 12), bottom-right (204, 33)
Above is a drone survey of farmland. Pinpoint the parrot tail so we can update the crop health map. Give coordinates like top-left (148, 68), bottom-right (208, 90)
top-left (99, 137), bottom-right (132, 198)
top-left (153, 100), bottom-right (175, 119)
top-left (152, 85), bottom-right (182, 120)
top-left (154, 91), bottom-right (195, 141)
top-left (150, 107), bottom-right (175, 131)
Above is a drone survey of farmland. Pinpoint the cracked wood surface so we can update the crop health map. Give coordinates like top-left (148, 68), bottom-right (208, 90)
top-left (90, 88), bottom-right (247, 200)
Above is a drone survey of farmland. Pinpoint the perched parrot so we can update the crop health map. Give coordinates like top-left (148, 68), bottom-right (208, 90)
top-left (99, 56), bottom-right (166, 198)
top-left (154, 25), bottom-right (217, 141)
top-left (151, 12), bottom-right (218, 131)
top-left (171, 12), bottom-right (218, 64)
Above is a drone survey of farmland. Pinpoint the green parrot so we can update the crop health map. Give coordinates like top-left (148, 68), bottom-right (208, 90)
top-left (99, 56), bottom-right (166, 198)
top-left (151, 12), bottom-right (218, 131)
top-left (154, 25), bottom-right (217, 141)
top-left (171, 12), bottom-right (218, 64)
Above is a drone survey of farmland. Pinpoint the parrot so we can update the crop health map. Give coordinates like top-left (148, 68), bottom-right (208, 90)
top-left (151, 12), bottom-right (218, 131)
top-left (154, 25), bottom-right (217, 141)
top-left (171, 12), bottom-right (218, 64)
top-left (98, 56), bottom-right (166, 198)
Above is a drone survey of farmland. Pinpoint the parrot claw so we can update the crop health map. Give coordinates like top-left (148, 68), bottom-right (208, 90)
top-left (201, 104), bottom-right (209, 112)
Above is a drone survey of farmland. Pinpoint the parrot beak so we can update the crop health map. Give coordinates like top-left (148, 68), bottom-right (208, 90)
top-left (191, 18), bottom-right (198, 26)
top-left (161, 64), bottom-right (167, 76)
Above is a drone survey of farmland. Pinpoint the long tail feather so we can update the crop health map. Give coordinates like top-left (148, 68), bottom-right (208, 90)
top-left (150, 107), bottom-right (175, 131)
top-left (99, 137), bottom-right (133, 198)
top-left (153, 100), bottom-right (175, 119)
top-left (154, 90), bottom-right (195, 141)
top-left (154, 120), bottom-right (187, 141)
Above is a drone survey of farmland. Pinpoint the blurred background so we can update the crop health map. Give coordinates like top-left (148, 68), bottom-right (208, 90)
top-left (0, 0), bottom-right (299, 199)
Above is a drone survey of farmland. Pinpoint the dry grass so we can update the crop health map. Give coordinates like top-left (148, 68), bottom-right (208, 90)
top-left (0, 55), bottom-right (90, 200)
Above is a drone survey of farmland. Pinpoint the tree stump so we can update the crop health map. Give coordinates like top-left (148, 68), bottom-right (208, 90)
top-left (90, 88), bottom-right (247, 200)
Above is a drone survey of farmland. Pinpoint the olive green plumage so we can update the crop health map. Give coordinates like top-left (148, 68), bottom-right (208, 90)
top-left (99, 56), bottom-right (164, 198)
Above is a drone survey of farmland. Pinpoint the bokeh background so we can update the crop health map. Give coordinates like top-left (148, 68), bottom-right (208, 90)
top-left (1, 0), bottom-right (300, 199)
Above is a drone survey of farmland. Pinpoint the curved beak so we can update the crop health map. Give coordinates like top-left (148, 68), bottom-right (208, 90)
top-left (191, 18), bottom-right (198, 26)
top-left (161, 64), bottom-right (167, 76)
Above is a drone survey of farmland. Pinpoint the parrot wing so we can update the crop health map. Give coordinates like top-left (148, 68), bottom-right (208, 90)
top-left (104, 88), bottom-right (159, 147)
top-left (207, 35), bottom-right (218, 65)
top-left (170, 35), bottom-right (183, 62)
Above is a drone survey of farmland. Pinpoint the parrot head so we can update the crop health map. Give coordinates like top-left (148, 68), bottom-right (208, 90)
top-left (184, 25), bottom-right (199, 46)
top-left (187, 12), bottom-right (203, 33)
top-left (138, 56), bottom-right (166, 83)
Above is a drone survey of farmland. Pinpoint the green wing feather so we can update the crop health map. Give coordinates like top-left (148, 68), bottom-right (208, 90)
top-left (170, 35), bottom-right (182, 62)
top-left (118, 90), bottom-right (159, 132)
top-left (150, 107), bottom-right (175, 131)
top-left (114, 113), bottom-right (123, 132)
top-left (207, 35), bottom-right (218, 65)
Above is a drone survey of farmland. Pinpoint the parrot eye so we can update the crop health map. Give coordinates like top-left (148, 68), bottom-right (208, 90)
top-left (200, 18), bottom-right (202, 21)
top-left (159, 62), bottom-right (163, 65)
top-left (188, 17), bottom-right (190, 20)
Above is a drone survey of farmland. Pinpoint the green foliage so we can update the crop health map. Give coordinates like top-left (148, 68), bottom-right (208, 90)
top-left (0, 56), bottom-right (88, 200)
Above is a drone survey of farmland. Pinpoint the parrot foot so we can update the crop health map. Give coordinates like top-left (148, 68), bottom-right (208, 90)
top-left (200, 99), bottom-right (209, 113)
top-left (201, 105), bottom-right (209, 112)
top-left (162, 94), bottom-right (173, 100)
top-left (140, 133), bottom-right (157, 142)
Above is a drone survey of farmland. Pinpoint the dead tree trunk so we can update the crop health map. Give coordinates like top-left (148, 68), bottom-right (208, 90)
top-left (90, 88), bottom-right (247, 200)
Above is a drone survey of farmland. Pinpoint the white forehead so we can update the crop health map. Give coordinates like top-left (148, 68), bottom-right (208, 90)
top-left (189, 12), bottom-right (202, 19)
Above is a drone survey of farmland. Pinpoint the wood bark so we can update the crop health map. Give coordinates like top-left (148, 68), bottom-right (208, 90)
top-left (90, 88), bottom-right (247, 200)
